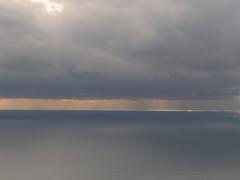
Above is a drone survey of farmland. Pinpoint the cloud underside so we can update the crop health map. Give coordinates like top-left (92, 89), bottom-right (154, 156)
top-left (0, 0), bottom-right (240, 100)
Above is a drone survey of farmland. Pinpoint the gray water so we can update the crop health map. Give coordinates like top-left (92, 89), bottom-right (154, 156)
top-left (0, 111), bottom-right (240, 180)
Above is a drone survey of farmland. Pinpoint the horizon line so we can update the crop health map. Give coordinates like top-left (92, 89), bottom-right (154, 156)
top-left (0, 109), bottom-right (239, 113)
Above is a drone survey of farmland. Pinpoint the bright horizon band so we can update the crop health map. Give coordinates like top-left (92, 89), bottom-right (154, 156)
top-left (0, 98), bottom-right (239, 111)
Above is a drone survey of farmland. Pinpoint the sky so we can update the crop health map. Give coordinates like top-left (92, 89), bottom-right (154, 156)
top-left (0, 0), bottom-right (240, 110)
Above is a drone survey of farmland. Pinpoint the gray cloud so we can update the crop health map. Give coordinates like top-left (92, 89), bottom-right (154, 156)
top-left (0, 0), bottom-right (240, 99)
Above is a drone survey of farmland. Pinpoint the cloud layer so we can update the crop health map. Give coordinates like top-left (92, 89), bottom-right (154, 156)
top-left (0, 0), bottom-right (240, 99)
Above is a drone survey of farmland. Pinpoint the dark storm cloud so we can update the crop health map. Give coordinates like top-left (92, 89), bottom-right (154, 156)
top-left (0, 0), bottom-right (240, 99)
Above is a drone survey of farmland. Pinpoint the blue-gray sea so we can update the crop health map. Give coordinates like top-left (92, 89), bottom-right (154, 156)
top-left (0, 111), bottom-right (240, 180)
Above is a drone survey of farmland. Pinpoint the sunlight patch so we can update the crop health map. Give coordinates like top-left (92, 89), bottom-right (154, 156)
top-left (30, 0), bottom-right (64, 14)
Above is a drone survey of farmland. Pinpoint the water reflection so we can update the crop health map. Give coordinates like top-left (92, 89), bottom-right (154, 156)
top-left (0, 111), bottom-right (239, 180)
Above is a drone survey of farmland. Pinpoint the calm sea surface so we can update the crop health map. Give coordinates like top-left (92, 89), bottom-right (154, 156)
top-left (0, 111), bottom-right (240, 180)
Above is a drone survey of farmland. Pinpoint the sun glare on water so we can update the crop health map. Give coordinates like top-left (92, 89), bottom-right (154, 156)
top-left (30, 0), bottom-right (64, 14)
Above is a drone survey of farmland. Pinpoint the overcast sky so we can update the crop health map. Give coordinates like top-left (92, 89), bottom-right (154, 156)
top-left (0, 0), bottom-right (240, 109)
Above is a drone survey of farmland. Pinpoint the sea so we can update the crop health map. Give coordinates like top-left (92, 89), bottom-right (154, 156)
top-left (0, 110), bottom-right (240, 180)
